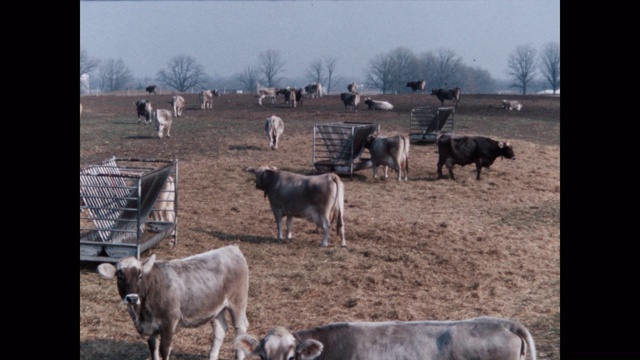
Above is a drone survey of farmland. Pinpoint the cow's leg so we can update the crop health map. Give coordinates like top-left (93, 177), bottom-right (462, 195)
top-left (320, 220), bottom-right (330, 247)
top-left (383, 165), bottom-right (389, 179)
top-left (148, 334), bottom-right (161, 360)
top-left (273, 134), bottom-right (278, 150)
top-left (166, 125), bottom-right (171, 138)
top-left (445, 159), bottom-right (456, 180)
top-left (437, 161), bottom-right (444, 179)
top-left (158, 125), bottom-right (164, 139)
top-left (159, 325), bottom-right (176, 360)
top-left (227, 307), bottom-right (249, 360)
top-left (209, 313), bottom-right (228, 360)
top-left (274, 210), bottom-right (284, 242)
top-left (286, 216), bottom-right (293, 240)
top-left (475, 161), bottom-right (482, 180)
top-left (372, 161), bottom-right (379, 179)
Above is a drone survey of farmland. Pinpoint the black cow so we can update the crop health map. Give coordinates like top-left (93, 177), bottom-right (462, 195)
top-left (437, 135), bottom-right (515, 180)
top-left (145, 85), bottom-right (157, 94)
top-left (431, 87), bottom-right (461, 107)
top-left (406, 80), bottom-right (426, 93)
top-left (340, 92), bottom-right (360, 112)
top-left (135, 99), bottom-right (152, 124)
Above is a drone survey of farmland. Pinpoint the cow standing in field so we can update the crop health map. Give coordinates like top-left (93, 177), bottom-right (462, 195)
top-left (276, 88), bottom-right (298, 108)
top-left (502, 99), bottom-right (523, 111)
top-left (200, 90), bottom-right (217, 110)
top-left (97, 245), bottom-right (250, 360)
top-left (340, 92), bottom-right (360, 112)
top-left (363, 97), bottom-right (394, 110)
top-left (264, 115), bottom-right (284, 150)
top-left (169, 95), bottom-right (185, 117)
top-left (431, 87), bottom-right (461, 107)
top-left (152, 109), bottom-right (173, 138)
top-left (146, 85), bottom-right (157, 94)
top-left (256, 87), bottom-right (277, 106)
top-left (246, 165), bottom-right (345, 247)
top-left (236, 316), bottom-right (537, 360)
top-left (406, 79), bottom-right (426, 93)
top-left (135, 100), bottom-right (153, 124)
top-left (437, 134), bottom-right (515, 180)
top-left (364, 133), bottom-right (410, 181)
top-left (304, 83), bottom-right (323, 98)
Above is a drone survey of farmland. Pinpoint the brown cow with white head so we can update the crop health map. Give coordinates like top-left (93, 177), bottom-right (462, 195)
top-left (97, 245), bottom-right (250, 360)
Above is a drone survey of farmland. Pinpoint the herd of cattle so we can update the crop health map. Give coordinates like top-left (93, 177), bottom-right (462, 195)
top-left (88, 82), bottom-right (531, 360)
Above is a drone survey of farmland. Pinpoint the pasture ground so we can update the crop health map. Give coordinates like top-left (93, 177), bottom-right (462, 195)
top-left (80, 91), bottom-right (560, 360)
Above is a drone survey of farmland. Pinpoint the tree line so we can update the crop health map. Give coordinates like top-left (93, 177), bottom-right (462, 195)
top-left (80, 42), bottom-right (559, 96)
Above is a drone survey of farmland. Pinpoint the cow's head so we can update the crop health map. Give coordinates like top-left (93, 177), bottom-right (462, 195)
top-left (364, 133), bottom-right (379, 149)
top-left (431, 89), bottom-right (438, 95)
top-left (247, 165), bottom-right (278, 195)
top-left (97, 255), bottom-right (156, 305)
top-left (236, 327), bottom-right (324, 360)
top-left (498, 141), bottom-right (515, 160)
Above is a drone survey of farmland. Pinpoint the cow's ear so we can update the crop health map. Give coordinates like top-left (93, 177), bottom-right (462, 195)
top-left (142, 254), bottom-right (156, 273)
top-left (297, 339), bottom-right (323, 360)
top-left (97, 263), bottom-right (116, 279)
top-left (234, 335), bottom-right (261, 356)
top-left (498, 142), bottom-right (505, 148)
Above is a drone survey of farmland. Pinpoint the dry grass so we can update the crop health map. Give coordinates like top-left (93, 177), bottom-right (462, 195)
top-left (80, 92), bottom-right (560, 360)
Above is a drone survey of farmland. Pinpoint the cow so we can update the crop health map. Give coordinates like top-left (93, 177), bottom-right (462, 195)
top-left (135, 100), bottom-right (153, 124)
top-left (276, 88), bottom-right (298, 108)
top-left (264, 115), bottom-right (284, 150)
top-left (199, 90), bottom-right (216, 110)
top-left (294, 87), bottom-right (304, 107)
top-left (235, 316), bottom-right (537, 360)
top-left (145, 85), bottom-right (157, 94)
top-left (406, 79), bottom-right (426, 93)
top-left (304, 83), bottom-right (323, 98)
top-left (340, 92), bottom-right (360, 112)
top-left (502, 99), bottom-right (523, 111)
top-left (347, 82), bottom-right (357, 93)
top-left (152, 109), bottom-right (173, 139)
top-left (256, 87), bottom-right (277, 106)
top-left (437, 134), bottom-right (515, 180)
top-left (169, 95), bottom-right (185, 118)
top-left (363, 97), bottom-right (394, 111)
top-left (431, 87), bottom-right (461, 107)
top-left (246, 165), bottom-right (345, 247)
top-left (97, 245), bottom-right (250, 360)
top-left (364, 133), bottom-right (410, 181)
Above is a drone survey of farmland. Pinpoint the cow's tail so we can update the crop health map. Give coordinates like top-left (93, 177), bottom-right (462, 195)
top-left (329, 173), bottom-right (344, 234)
top-left (505, 319), bottom-right (537, 360)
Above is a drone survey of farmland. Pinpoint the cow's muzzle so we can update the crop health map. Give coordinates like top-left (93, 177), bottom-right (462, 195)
top-left (123, 294), bottom-right (140, 305)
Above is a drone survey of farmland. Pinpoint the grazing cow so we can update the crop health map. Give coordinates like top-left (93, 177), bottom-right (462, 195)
top-left (256, 87), bottom-right (277, 106)
top-left (437, 134), bottom-right (515, 180)
top-left (304, 83), bottom-right (323, 98)
top-left (347, 82), bottom-right (357, 93)
top-left (145, 85), bottom-right (157, 94)
top-left (246, 165), bottom-right (345, 247)
top-left (406, 79), bottom-right (426, 93)
top-left (340, 92), bottom-right (360, 112)
top-left (264, 115), bottom-right (284, 150)
top-left (152, 109), bottom-right (173, 139)
top-left (97, 245), bottom-right (250, 360)
top-left (169, 95), bottom-right (185, 117)
top-left (364, 133), bottom-right (410, 181)
top-left (363, 97), bottom-right (394, 111)
top-left (502, 99), bottom-right (523, 111)
top-left (199, 90), bottom-right (216, 110)
top-left (135, 100), bottom-right (153, 124)
top-left (431, 87), bottom-right (462, 107)
top-left (236, 316), bottom-right (537, 360)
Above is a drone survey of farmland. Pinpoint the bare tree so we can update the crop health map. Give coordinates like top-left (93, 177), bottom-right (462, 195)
top-left (98, 58), bottom-right (133, 93)
top-left (324, 56), bottom-right (338, 95)
top-left (305, 59), bottom-right (325, 87)
top-left (539, 41), bottom-right (560, 94)
top-left (388, 47), bottom-right (418, 93)
top-left (80, 47), bottom-right (99, 93)
top-left (235, 65), bottom-right (264, 92)
top-left (365, 53), bottom-right (394, 94)
top-left (157, 55), bottom-right (207, 92)
top-left (460, 65), bottom-right (496, 94)
top-left (258, 49), bottom-right (286, 88)
top-left (430, 48), bottom-right (464, 89)
top-left (506, 44), bottom-right (538, 95)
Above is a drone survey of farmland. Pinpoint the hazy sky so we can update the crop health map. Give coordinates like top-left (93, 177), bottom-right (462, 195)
top-left (80, 1), bottom-right (560, 83)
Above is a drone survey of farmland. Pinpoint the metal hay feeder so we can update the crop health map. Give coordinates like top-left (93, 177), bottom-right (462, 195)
top-left (408, 106), bottom-right (455, 144)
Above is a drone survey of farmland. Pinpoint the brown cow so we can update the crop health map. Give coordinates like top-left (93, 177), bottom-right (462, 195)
top-left (364, 133), bottom-right (410, 181)
top-left (97, 245), bottom-right (250, 360)
top-left (437, 134), bottom-right (515, 180)
top-left (246, 165), bottom-right (345, 247)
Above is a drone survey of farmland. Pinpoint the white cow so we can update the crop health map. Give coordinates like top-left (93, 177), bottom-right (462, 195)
top-left (170, 95), bottom-right (185, 117)
top-left (364, 133), bottom-right (410, 181)
top-left (152, 109), bottom-right (173, 138)
top-left (304, 83), bottom-right (323, 98)
top-left (246, 165), bottom-right (346, 247)
top-left (264, 115), bottom-right (284, 150)
top-left (256, 87), bottom-right (277, 106)
top-left (236, 317), bottom-right (537, 360)
top-left (199, 90), bottom-right (214, 110)
top-left (363, 97), bottom-right (394, 110)
top-left (502, 99), bottom-right (523, 111)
